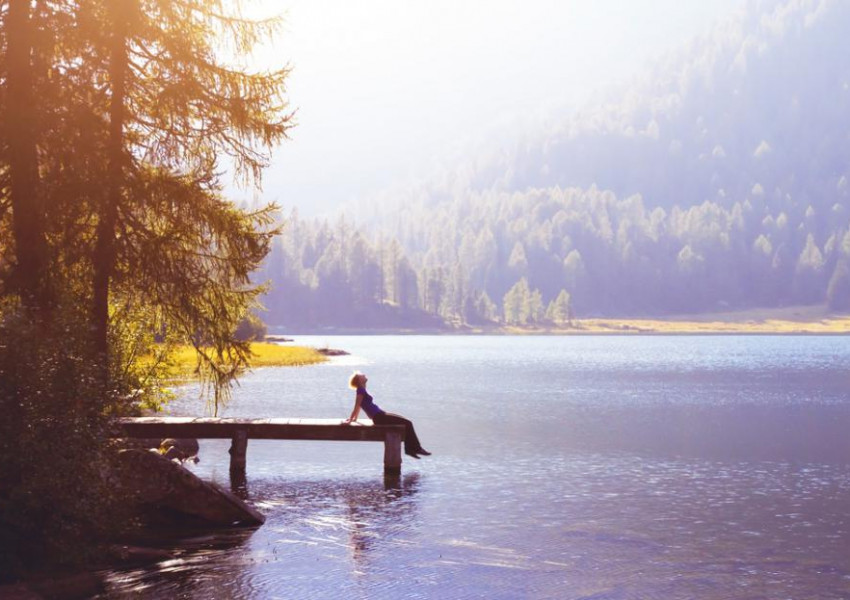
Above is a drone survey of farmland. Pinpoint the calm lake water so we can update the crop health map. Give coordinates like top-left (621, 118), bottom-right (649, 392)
top-left (101, 335), bottom-right (850, 599)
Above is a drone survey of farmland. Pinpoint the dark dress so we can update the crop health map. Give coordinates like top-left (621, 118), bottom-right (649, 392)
top-left (357, 386), bottom-right (426, 456)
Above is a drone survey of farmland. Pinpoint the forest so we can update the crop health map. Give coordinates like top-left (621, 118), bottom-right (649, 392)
top-left (259, 0), bottom-right (850, 329)
top-left (261, 189), bottom-right (848, 329)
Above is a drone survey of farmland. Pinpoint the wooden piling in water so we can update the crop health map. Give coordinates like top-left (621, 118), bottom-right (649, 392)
top-left (229, 428), bottom-right (248, 480)
top-left (383, 430), bottom-right (402, 476)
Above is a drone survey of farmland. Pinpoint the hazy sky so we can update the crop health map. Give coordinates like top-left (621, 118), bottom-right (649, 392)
top-left (236, 0), bottom-right (745, 215)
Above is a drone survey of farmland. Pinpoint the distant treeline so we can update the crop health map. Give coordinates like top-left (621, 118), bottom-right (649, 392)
top-left (258, 183), bottom-right (850, 329)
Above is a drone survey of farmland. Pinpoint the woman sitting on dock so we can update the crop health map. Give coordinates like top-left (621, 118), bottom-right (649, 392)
top-left (344, 372), bottom-right (431, 459)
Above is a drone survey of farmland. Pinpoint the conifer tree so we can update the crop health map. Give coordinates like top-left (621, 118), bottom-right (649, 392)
top-left (826, 260), bottom-right (850, 311)
top-left (3, 0), bottom-right (52, 314)
top-left (546, 289), bottom-right (573, 326)
top-left (84, 0), bottom-right (293, 405)
top-left (1, 0), bottom-right (292, 410)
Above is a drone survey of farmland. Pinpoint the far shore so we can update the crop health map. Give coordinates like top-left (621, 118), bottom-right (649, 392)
top-left (497, 305), bottom-right (850, 335)
top-left (270, 305), bottom-right (850, 336)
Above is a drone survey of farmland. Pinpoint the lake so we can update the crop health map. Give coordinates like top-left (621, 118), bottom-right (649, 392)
top-left (101, 335), bottom-right (850, 599)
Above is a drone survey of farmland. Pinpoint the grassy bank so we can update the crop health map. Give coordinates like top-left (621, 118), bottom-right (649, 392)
top-left (163, 343), bottom-right (326, 379)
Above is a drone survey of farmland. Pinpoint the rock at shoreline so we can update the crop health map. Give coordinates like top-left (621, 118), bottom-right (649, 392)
top-left (117, 450), bottom-right (264, 527)
top-left (159, 438), bottom-right (200, 463)
top-left (264, 335), bottom-right (293, 342)
top-left (316, 347), bottom-right (349, 356)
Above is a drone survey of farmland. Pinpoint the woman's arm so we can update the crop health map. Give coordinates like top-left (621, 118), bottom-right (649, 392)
top-left (344, 393), bottom-right (363, 423)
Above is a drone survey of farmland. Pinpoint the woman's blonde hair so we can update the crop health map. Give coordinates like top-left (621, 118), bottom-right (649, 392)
top-left (349, 372), bottom-right (365, 389)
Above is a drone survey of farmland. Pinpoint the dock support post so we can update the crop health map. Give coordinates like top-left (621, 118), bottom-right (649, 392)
top-left (229, 429), bottom-right (248, 487)
top-left (384, 430), bottom-right (402, 476)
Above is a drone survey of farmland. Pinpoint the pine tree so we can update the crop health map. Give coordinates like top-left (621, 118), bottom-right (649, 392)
top-left (794, 234), bottom-right (825, 304)
top-left (3, 0), bottom-right (52, 314)
top-left (546, 289), bottom-right (573, 326)
top-left (528, 288), bottom-right (544, 323)
top-left (87, 0), bottom-right (292, 405)
top-left (504, 277), bottom-right (531, 325)
top-left (1, 0), bottom-right (292, 410)
top-left (826, 260), bottom-right (850, 311)
top-left (472, 290), bottom-right (498, 323)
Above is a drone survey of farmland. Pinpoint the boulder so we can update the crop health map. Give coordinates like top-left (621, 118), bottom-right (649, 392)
top-left (116, 449), bottom-right (264, 526)
top-left (316, 347), bottom-right (349, 356)
top-left (159, 438), bottom-right (200, 463)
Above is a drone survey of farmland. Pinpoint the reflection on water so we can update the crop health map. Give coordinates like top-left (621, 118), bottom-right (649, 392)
top-left (100, 336), bottom-right (850, 598)
top-left (100, 528), bottom-right (256, 598)
top-left (249, 473), bottom-right (421, 569)
top-left (102, 474), bottom-right (422, 598)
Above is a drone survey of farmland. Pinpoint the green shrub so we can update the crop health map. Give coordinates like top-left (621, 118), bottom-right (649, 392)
top-left (0, 309), bottom-right (128, 580)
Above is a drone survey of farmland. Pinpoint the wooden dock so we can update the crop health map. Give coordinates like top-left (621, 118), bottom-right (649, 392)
top-left (116, 417), bottom-right (408, 478)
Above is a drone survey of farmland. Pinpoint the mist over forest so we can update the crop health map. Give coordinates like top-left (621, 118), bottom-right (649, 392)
top-left (260, 0), bottom-right (850, 330)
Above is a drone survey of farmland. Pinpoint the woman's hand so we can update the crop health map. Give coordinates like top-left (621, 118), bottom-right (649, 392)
top-left (345, 395), bottom-right (362, 425)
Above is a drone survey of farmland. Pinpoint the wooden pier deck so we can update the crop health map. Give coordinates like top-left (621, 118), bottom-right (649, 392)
top-left (116, 417), bottom-right (407, 477)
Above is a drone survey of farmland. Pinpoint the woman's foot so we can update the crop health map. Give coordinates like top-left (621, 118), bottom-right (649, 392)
top-left (405, 452), bottom-right (421, 459)
top-left (417, 449), bottom-right (432, 456)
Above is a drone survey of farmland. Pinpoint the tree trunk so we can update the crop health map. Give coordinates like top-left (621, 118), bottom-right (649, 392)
top-left (92, 5), bottom-right (128, 382)
top-left (6, 0), bottom-right (50, 314)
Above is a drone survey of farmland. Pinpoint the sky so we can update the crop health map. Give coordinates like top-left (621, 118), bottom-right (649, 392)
top-left (233, 0), bottom-right (745, 216)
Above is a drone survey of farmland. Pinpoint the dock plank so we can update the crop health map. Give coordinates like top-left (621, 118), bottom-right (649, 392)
top-left (116, 417), bottom-right (401, 442)
top-left (115, 417), bottom-right (407, 477)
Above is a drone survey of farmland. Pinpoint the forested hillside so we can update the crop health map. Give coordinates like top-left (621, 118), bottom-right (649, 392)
top-left (260, 0), bottom-right (850, 329)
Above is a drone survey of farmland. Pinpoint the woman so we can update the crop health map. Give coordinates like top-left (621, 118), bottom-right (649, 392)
top-left (344, 372), bottom-right (431, 459)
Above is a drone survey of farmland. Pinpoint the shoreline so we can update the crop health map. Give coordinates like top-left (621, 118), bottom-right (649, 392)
top-left (269, 306), bottom-right (850, 336)
top-left (276, 328), bottom-right (850, 336)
